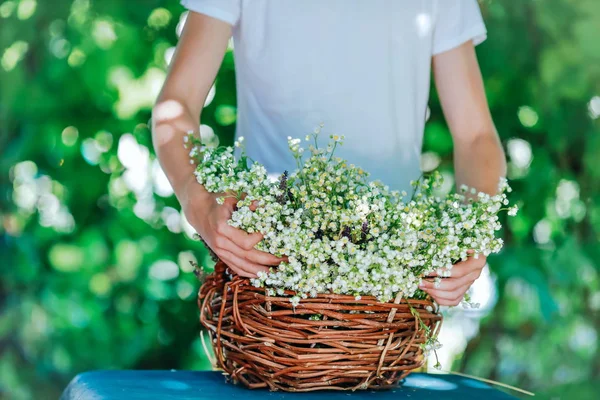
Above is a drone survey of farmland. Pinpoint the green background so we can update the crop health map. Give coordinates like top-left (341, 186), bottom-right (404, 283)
top-left (1, 0), bottom-right (599, 398)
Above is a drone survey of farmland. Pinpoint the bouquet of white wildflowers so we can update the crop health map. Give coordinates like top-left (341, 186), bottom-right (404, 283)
top-left (186, 127), bottom-right (517, 307)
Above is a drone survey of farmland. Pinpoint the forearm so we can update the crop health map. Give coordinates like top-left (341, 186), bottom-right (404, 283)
top-left (453, 132), bottom-right (507, 196)
top-left (151, 12), bottom-right (232, 203)
top-left (151, 99), bottom-right (202, 199)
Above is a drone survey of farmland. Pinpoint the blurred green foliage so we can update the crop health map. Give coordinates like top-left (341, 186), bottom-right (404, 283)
top-left (0, 0), bottom-right (599, 399)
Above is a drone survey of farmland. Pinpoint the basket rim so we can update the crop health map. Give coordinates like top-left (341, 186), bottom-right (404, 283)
top-left (209, 273), bottom-right (436, 308)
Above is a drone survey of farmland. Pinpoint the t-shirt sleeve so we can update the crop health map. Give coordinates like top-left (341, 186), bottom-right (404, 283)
top-left (432, 0), bottom-right (487, 55)
top-left (180, 0), bottom-right (241, 26)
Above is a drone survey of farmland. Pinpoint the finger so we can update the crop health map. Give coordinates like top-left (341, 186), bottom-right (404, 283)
top-left (216, 250), bottom-right (254, 277)
top-left (225, 250), bottom-right (270, 277)
top-left (218, 222), bottom-right (284, 264)
top-left (245, 248), bottom-right (287, 266)
top-left (425, 264), bottom-right (468, 279)
top-left (218, 253), bottom-right (255, 278)
top-left (434, 297), bottom-right (464, 307)
top-left (219, 223), bottom-right (264, 251)
top-left (421, 283), bottom-right (471, 303)
top-left (219, 249), bottom-right (270, 277)
top-left (217, 234), bottom-right (283, 268)
top-left (429, 257), bottom-right (485, 279)
top-left (422, 281), bottom-right (472, 299)
top-left (452, 257), bottom-right (486, 277)
top-left (425, 250), bottom-right (481, 276)
top-left (419, 270), bottom-right (480, 291)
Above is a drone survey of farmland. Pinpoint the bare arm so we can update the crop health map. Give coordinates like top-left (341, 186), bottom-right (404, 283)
top-left (152, 12), bottom-right (283, 277)
top-left (433, 41), bottom-right (507, 196)
top-left (420, 42), bottom-right (507, 306)
top-left (152, 12), bottom-right (230, 195)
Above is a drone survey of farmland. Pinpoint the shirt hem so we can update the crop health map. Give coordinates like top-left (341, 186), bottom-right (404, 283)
top-left (181, 1), bottom-right (238, 26)
top-left (432, 24), bottom-right (487, 55)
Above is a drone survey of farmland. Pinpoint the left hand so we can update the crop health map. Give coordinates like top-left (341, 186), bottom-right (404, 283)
top-left (419, 251), bottom-right (486, 306)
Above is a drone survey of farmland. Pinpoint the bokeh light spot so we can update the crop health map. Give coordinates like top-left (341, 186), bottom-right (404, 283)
top-left (200, 124), bottom-right (219, 148)
top-left (555, 179), bottom-right (583, 220)
top-left (148, 8), bottom-right (172, 29)
top-left (176, 281), bottom-right (194, 300)
top-left (178, 251), bottom-right (197, 273)
top-left (507, 138), bottom-right (533, 169)
top-left (68, 0), bottom-right (90, 27)
top-left (181, 213), bottom-right (196, 239)
top-left (517, 106), bottom-right (539, 128)
top-left (67, 47), bottom-right (86, 67)
top-left (164, 46), bottom-right (175, 65)
top-left (0, 1), bottom-right (16, 18)
top-left (588, 96), bottom-right (600, 119)
top-left (432, 170), bottom-right (454, 197)
top-left (92, 19), bottom-right (117, 49)
top-left (533, 219), bottom-right (552, 244)
top-left (152, 160), bottom-right (174, 198)
top-left (109, 66), bottom-right (166, 119)
top-left (116, 240), bottom-right (143, 281)
top-left (61, 126), bottom-right (79, 146)
top-left (95, 130), bottom-right (113, 152)
top-left (589, 292), bottom-right (600, 311)
top-left (161, 207), bottom-right (181, 233)
top-left (568, 321), bottom-right (598, 353)
top-left (215, 105), bottom-right (237, 126)
top-left (420, 151), bottom-right (440, 172)
top-left (89, 273), bottom-right (112, 296)
top-left (49, 244), bottom-right (85, 272)
top-left (17, 0), bottom-right (36, 20)
top-left (176, 11), bottom-right (188, 37)
top-left (1, 40), bottom-right (29, 71)
top-left (118, 134), bottom-right (148, 170)
top-left (149, 260), bottom-right (179, 281)
top-left (50, 37), bottom-right (70, 59)
top-left (13, 183), bottom-right (37, 211)
top-left (81, 138), bottom-right (101, 165)
top-left (204, 84), bottom-right (216, 108)
top-left (12, 160), bottom-right (38, 182)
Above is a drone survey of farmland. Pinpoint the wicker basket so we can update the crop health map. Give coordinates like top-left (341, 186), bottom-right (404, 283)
top-left (197, 261), bottom-right (442, 392)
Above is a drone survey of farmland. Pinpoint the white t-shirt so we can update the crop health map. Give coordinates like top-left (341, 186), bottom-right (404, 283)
top-left (181, 0), bottom-right (486, 193)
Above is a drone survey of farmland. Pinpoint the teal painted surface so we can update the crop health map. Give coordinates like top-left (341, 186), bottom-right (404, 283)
top-left (60, 371), bottom-right (517, 399)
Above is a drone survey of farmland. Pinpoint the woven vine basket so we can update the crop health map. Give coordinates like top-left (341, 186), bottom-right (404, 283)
top-left (197, 260), bottom-right (442, 392)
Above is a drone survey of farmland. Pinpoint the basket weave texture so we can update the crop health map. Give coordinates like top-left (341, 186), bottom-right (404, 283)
top-left (198, 261), bottom-right (442, 392)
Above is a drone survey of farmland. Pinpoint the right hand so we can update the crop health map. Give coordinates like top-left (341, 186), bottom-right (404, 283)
top-left (179, 177), bottom-right (285, 278)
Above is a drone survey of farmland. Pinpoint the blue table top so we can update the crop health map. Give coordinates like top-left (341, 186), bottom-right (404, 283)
top-left (61, 370), bottom-right (517, 399)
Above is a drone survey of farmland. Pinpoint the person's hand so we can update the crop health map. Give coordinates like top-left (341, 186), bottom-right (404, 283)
top-left (179, 177), bottom-right (284, 278)
top-left (418, 251), bottom-right (486, 306)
